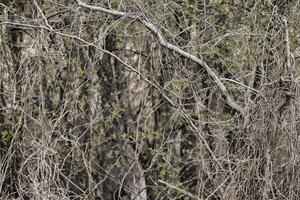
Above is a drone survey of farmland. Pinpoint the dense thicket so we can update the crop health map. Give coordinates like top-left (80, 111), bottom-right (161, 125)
top-left (1, 0), bottom-right (300, 199)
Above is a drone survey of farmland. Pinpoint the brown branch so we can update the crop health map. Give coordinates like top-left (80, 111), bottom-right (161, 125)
top-left (76, 0), bottom-right (243, 113)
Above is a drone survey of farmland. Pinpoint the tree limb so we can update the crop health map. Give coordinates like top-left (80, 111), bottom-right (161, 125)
top-left (76, 0), bottom-right (243, 113)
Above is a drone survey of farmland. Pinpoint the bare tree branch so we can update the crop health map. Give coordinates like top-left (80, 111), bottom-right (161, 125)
top-left (283, 17), bottom-right (291, 73)
top-left (76, 0), bottom-right (243, 113)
